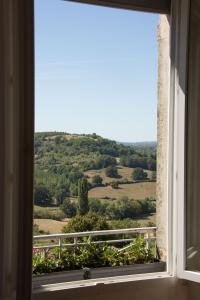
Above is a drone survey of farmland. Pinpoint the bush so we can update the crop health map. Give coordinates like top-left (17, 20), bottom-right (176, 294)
top-left (132, 168), bottom-right (148, 181)
top-left (105, 166), bottom-right (119, 178)
top-left (89, 198), bottom-right (107, 215)
top-left (110, 219), bottom-right (141, 229)
top-left (34, 206), bottom-right (65, 221)
top-left (105, 197), bottom-right (156, 220)
top-left (34, 185), bottom-right (52, 206)
top-left (60, 198), bottom-right (77, 218)
top-left (62, 212), bottom-right (110, 234)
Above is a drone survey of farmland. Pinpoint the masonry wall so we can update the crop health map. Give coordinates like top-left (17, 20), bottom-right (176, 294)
top-left (156, 15), bottom-right (170, 261)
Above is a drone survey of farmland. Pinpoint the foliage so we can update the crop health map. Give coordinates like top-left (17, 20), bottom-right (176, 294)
top-left (60, 198), bottom-right (77, 218)
top-left (34, 206), bottom-right (65, 221)
top-left (91, 175), bottom-right (103, 186)
top-left (62, 212), bottom-right (110, 233)
top-left (105, 197), bottom-right (156, 220)
top-left (32, 236), bottom-right (157, 275)
top-left (89, 198), bottom-right (107, 215)
top-left (34, 184), bottom-right (52, 206)
top-left (132, 168), bottom-right (148, 181)
top-left (105, 165), bottom-right (119, 178)
top-left (78, 178), bottom-right (89, 215)
top-left (34, 132), bottom-right (156, 204)
top-left (110, 218), bottom-right (141, 229)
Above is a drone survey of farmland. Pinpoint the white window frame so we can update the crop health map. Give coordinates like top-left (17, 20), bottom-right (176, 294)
top-left (175, 0), bottom-right (200, 284)
top-left (2, 0), bottom-right (200, 299)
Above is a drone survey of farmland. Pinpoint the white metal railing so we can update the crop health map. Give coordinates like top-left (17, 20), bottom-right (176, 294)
top-left (33, 227), bottom-right (157, 258)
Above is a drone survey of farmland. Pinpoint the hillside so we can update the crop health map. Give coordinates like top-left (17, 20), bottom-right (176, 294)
top-left (34, 132), bottom-right (157, 206)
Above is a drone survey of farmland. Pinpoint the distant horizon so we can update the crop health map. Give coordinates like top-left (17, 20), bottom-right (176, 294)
top-left (34, 130), bottom-right (157, 144)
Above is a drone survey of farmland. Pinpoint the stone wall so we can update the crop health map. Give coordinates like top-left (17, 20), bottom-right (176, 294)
top-left (156, 15), bottom-right (170, 261)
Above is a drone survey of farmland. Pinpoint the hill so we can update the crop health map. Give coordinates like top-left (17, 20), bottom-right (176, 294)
top-left (34, 132), bottom-right (156, 206)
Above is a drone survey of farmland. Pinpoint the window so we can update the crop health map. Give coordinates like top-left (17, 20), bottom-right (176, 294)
top-left (176, 0), bottom-right (200, 283)
top-left (33, 0), bottom-right (163, 285)
top-left (3, 0), bottom-right (200, 300)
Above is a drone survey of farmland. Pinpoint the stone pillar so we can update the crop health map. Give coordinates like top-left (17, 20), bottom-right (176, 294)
top-left (156, 15), bottom-right (170, 262)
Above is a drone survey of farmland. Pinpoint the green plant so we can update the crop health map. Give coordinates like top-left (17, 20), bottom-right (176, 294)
top-left (34, 206), bottom-right (65, 221)
top-left (132, 168), bottom-right (148, 181)
top-left (62, 212), bottom-right (110, 234)
top-left (32, 236), bottom-right (157, 275)
top-left (105, 165), bottom-right (119, 178)
top-left (125, 236), bottom-right (154, 264)
top-left (60, 198), bottom-right (77, 217)
top-left (78, 177), bottom-right (89, 215)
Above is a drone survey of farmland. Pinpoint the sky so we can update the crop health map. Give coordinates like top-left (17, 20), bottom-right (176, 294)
top-left (35, 0), bottom-right (158, 142)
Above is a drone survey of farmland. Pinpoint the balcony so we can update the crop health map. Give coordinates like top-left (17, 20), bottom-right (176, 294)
top-left (33, 227), bottom-right (165, 284)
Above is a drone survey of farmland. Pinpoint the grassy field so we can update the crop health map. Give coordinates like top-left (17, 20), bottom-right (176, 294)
top-left (34, 218), bottom-right (69, 234)
top-left (88, 182), bottom-right (156, 200)
top-left (85, 165), bottom-right (153, 184)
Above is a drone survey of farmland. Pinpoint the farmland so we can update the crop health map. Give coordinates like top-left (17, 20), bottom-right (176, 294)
top-left (89, 181), bottom-right (156, 200)
top-left (34, 132), bottom-right (157, 234)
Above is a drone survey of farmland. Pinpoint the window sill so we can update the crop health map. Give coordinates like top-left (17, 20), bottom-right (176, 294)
top-left (33, 263), bottom-right (168, 295)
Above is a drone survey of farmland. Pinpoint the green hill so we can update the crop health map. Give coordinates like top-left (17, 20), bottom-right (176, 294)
top-left (34, 132), bottom-right (156, 206)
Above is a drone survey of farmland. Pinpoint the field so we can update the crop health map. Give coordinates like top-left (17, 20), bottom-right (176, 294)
top-left (34, 214), bottom-right (156, 234)
top-left (34, 218), bottom-right (69, 234)
top-left (85, 166), bottom-right (153, 184)
top-left (88, 182), bottom-right (156, 200)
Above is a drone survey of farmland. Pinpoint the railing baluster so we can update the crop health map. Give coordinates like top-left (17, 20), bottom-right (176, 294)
top-left (58, 237), bottom-right (62, 259)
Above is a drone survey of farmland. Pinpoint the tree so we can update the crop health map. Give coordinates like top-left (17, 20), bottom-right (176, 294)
top-left (34, 184), bottom-right (52, 206)
top-left (92, 175), bottom-right (103, 186)
top-left (132, 168), bottom-right (147, 181)
top-left (105, 165), bottom-right (119, 178)
top-left (78, 177), bottom-right (89, 215)
top-left (62, 212), bottom-right (110, 234)
top-left (60, 198), bottom-right (77, 218)
top-left (89, 198), bottom-right (107, 215)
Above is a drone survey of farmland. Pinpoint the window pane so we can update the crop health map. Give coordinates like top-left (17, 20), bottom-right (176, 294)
top-left (186, 0), bottom-right (200, 272)
top-left (33, 0), bottom-right (162, 282)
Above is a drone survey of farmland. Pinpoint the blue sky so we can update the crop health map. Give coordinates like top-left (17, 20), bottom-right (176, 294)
top-left (35, 0), bottom-right (158, 142)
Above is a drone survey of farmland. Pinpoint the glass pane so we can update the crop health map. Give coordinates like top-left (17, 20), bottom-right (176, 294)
top-left (186, 0), bottom-right (200, 272)
top-left (33, 0), bottom-right (161, 282)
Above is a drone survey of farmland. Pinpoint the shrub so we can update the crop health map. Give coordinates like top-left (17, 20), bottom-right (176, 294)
top-left (62, 212), bottom-right (110, 234)
top-left (110, 219), bottom-right (141, 229)
top-left (60, 198), bottom-right (77, 218)
top-left (34, 184), bottom-right (52, 206)
top-left (132, 168), bottom-right (148, 181)
top-left (34, 206), bottom-right (65, 221)
top-left (89, 198), bottom-right (107, 215)
top-left (105, 166), bottom-right (119, 178)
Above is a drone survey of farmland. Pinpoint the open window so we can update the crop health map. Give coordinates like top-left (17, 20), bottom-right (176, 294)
top-left (32, 0), bottom-right (169, 287)
top-left (4, 0), bottom-right (200, 300)
top-left (176, 0), bottom-right (200, 283)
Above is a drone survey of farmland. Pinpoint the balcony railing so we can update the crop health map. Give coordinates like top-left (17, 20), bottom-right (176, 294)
top-left (33, 227), bottom-right (157, 258)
